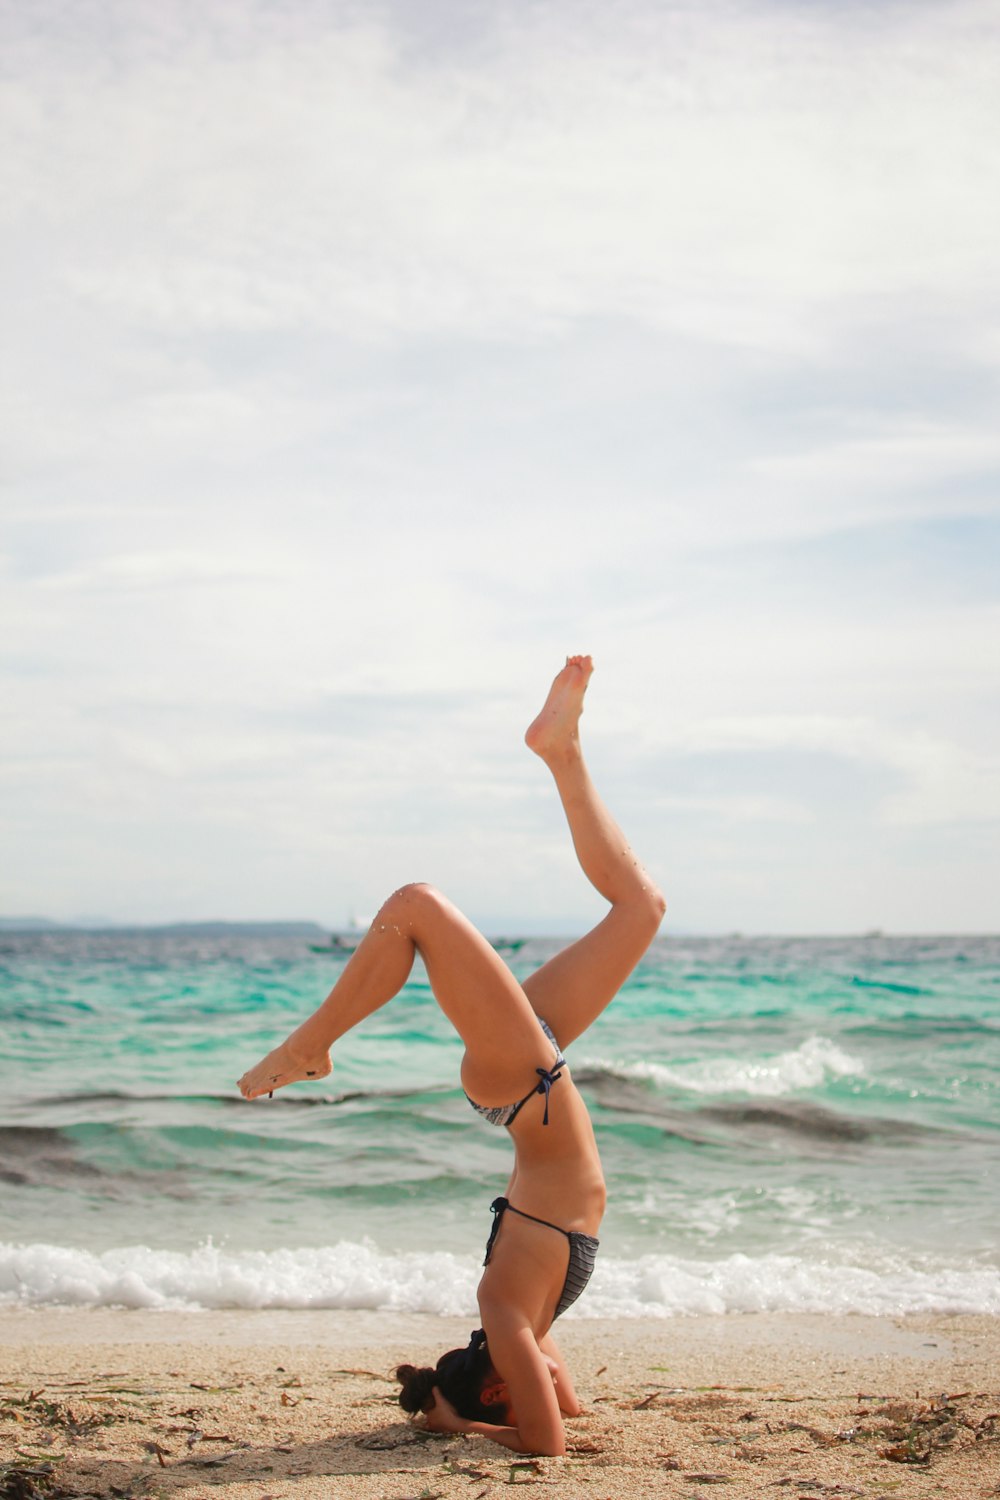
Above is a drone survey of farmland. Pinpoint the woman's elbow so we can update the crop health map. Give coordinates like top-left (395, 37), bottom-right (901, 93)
top-left (521, 1425), bottom-right (566, 1457)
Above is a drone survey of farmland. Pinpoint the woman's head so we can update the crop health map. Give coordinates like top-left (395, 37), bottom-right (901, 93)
top-left (395, 1327), bottom-right (507, 1423)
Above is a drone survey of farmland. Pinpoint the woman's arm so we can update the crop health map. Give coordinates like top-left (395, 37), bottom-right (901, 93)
top-left (424, 1388), bottom-right (546, 1453)
top-left (483, 1318), bottom-right (566, 1454)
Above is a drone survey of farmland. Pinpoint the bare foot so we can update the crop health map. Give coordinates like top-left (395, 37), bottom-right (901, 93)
top-left (238, 1036), bottom-right (332, 1100)
top-left (525, 654), bottom-right (593, 761)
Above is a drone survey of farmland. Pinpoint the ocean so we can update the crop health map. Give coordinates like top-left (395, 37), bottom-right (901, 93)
top-left (1, 929), bottom-right (998, 1319)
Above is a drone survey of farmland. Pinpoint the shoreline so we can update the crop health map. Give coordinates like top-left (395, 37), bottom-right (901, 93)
top-left (2, 1303), bottom-right (997, 1359)
top-left (3, 1310), bottom-right (997, 1498)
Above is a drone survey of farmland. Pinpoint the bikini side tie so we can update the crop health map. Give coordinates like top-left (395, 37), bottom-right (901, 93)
top-left (484, 1196), bottom-right (508, 1264)
top-left (533, 1062), bottom-right (564, 1125)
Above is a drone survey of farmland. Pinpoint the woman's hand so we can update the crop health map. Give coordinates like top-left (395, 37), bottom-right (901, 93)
top-left (423, 1386), bottom-right (467, 1435)
top-left (538, 1334), bottom-right (581, 1417)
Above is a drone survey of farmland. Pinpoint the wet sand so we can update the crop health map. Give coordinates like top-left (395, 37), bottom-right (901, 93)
top-left (2, 1309), bottom-right (998, 1498)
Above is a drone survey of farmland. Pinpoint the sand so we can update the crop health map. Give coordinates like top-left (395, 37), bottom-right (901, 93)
top-left (1, 1308), bottom-right (998, 1499)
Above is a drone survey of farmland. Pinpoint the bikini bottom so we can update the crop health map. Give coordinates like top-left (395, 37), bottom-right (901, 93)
top-left (483, 1195), bottom-right (599, 1319)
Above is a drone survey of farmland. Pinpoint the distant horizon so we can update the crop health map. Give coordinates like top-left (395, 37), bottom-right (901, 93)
top-left (2, 914), bottom-right (997, 941)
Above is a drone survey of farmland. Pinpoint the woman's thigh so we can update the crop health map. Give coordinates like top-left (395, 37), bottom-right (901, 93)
top-left (401, 884), bottom-right (554, 1106)
top-left (521, 901), bottom-right (661, 1048)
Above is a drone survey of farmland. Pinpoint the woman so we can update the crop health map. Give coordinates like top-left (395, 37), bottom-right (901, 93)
top-left (238, 656), bottom-right (665, 1455)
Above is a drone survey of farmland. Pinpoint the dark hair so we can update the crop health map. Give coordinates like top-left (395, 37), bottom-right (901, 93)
top-left (396, 1327), bottom-right (494, 1422)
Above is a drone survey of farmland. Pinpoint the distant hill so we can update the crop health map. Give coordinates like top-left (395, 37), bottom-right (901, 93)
top-left (0, 916), bottom-right (61, 931)
top-left (149, 921), bottom-right (329, 937)
top-left (0, 917), bottom-right (329, 937)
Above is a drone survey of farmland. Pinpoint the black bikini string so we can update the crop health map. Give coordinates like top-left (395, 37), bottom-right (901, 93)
top-left (533, 1061), bottom-right (563, 1124)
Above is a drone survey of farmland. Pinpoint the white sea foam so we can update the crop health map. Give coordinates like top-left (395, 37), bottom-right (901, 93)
top-left (1, 1240), bottom-right (996, 1318)
top-left (603, 1035), bottom-right (863, 1097)
top-left (0, 1241), bottom-right (478, 1316)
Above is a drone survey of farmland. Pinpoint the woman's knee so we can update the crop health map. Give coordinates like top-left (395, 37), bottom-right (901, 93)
top-left (392, 881), bottom-right (445, 908)
top-left (629, 882), bottom-right (666, 938)
top-left (647, 884), bottom-right (667, 924)
top-left (384, 882), bottom-right (450, 931)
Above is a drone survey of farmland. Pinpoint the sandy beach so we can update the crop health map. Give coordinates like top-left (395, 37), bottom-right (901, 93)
top-left (2, 1309), bottom-right (997, 1499)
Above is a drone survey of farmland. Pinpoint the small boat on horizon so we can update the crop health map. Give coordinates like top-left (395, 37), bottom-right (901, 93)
top-left (309, 933), bottom-right (364, 954)
top-left (308, 915), bottom-right (372, 955)
top-left (490, 936), bottom-right (529, 955)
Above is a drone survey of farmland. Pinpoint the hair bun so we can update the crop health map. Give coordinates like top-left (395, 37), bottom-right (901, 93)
top-left (395, 1362), bottom-right (437, 1413)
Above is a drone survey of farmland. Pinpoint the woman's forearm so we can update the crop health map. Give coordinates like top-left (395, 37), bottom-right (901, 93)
top-left (457, 1418), bottom-right (564, 1456)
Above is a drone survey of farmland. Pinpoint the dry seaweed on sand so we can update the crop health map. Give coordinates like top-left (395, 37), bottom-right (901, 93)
top-left (846, 1390), bottom-right (1000, 1467)
top-left (0, 1392), bottom-right (131, 1442)
top-left (0, 1461), bottom-right (72, 1500)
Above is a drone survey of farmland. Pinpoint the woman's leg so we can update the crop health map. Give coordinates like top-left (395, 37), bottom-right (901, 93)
top-left (520, 656), bottom-right (665, 1047)
top-left (238, 883), bottom-right (555, 1106)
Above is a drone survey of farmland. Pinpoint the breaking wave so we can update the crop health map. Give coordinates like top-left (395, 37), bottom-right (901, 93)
top-left (1, 1239), bottom-right (996, 1318)
top-left (597, 1035), bottom-right (863, 1097)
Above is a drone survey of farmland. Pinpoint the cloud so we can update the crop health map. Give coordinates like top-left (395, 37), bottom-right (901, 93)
top-left (5, 0), bottom-right (999, 346)
top-left (1, 0), bottom-right (998, 928)
top-left (746, 423), bottom-right (1000, 524)
top-left (646, 709), bottom-right (1000, 826)
top-left (33, 548), bottom-right (293, 591)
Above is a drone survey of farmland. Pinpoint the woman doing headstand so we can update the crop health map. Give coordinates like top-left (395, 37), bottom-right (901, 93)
top-left (237, 656), bottom-right (665, 1455)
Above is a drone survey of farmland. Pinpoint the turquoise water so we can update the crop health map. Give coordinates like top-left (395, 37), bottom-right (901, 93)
top-left (1, 930), bottom-right (998, 1315)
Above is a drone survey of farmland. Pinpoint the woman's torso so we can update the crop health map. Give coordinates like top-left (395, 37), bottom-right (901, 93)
top-left (476, 1064), bottom-right (606, 1336)
top-left (505, 1068), bottom-right (606, 1231)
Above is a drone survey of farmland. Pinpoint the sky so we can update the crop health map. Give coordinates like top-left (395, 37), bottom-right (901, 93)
top-left (2, 0), bottom-right (999, 934)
